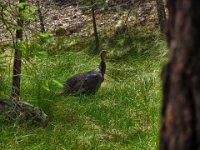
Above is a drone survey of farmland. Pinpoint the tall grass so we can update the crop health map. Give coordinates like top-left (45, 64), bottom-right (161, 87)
top-left (0, 26), bottom-right (167, 150)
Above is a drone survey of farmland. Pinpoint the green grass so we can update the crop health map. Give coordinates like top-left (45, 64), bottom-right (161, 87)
top-left (0, 26), bottom-right (167, 150)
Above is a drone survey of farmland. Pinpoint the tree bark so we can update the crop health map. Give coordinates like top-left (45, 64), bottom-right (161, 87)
top-left (156, 0), bottom-right (167, 35)
top-left (11, 0), bottom-right (25, 101)
top-left (91, 0), bottom-right (99, 54)
top-left (36, 0), bottom-right (46, 33)
top-left (159, 0), bottom-right (200, 149)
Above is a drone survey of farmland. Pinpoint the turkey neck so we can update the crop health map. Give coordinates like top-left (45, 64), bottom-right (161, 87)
top-left (99, 60), bottom-right (106, 76)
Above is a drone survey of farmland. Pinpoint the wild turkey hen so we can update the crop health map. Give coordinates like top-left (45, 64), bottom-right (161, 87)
top-left (59, 50), bottom-right (107, 95)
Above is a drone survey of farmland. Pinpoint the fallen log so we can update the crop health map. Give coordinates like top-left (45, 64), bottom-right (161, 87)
top-left (0, 99), bottom-right (48, 126)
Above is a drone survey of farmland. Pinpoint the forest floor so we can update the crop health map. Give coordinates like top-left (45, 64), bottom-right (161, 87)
top-left (1, 0), bottom-right (157, 42)
top-left (0, 25), bottom-right (167, 149)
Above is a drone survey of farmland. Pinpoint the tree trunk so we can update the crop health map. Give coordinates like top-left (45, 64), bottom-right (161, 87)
top-left (159, 0), bottom-right (200, 149)
top-left (11, 0), bottom-right (25, 101)
top-left (156, 0), bottom-right (166, 35)
top-left (36, 0), bottom-right (46, 32)
top-left (91, 0), bottom-right (99, 54)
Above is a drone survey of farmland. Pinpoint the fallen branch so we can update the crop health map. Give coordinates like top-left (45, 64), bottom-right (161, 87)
top-left (0, 99), bottom-right (48, 126)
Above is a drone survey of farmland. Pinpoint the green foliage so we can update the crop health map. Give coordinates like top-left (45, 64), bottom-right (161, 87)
top-left (17, 2), bottom-right (27, 9)
top-left (1, 2), bottom-right (37, 31)
top-left (0, 1), bottom-right (40, 61)
top-left (18, 5), bottom-right (37, 22)
top-left (36, 32), bottom-right (52, 43)
top-left (0, 50), bottom-right (8, 97)
top-left (16, 2), bottom-right (37, 22)
top-left (13, 32), bottom-right (53, 60)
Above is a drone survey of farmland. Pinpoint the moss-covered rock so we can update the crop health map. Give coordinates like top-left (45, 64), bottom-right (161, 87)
top-left (0, 99), bottom-right (48, 126)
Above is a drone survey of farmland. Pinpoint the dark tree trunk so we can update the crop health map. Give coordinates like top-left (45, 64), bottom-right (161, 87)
top-left (91, 0), bottom-right (99, 54)
top-left (156, 0), bottom-right (167, 34)
top-left (159, 0), bottom-right (200, 149)
top-left (36, 0), bottom-right (46, 32)
top-left (11, 0), bottom-right (25, 101)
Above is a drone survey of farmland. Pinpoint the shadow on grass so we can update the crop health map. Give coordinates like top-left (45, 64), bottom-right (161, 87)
top-left (101, 27), bottom-right (165, 63)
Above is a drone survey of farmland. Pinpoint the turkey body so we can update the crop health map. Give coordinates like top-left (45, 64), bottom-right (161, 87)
top-left (63, 68), bottom-right (104, 95)
top-left (60, 50), bottom-right (106, 96)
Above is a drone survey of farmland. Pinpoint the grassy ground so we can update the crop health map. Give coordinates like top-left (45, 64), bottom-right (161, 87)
top-left (0, 26), bottom-right (167, 150)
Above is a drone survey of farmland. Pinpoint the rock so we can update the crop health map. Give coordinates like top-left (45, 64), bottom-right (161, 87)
top-left (55, 27), bottom-right (67, 36)
top-left (67, 26), bottom-right (77, 35)
top-left (0, 99), bottom-right (48, 126)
